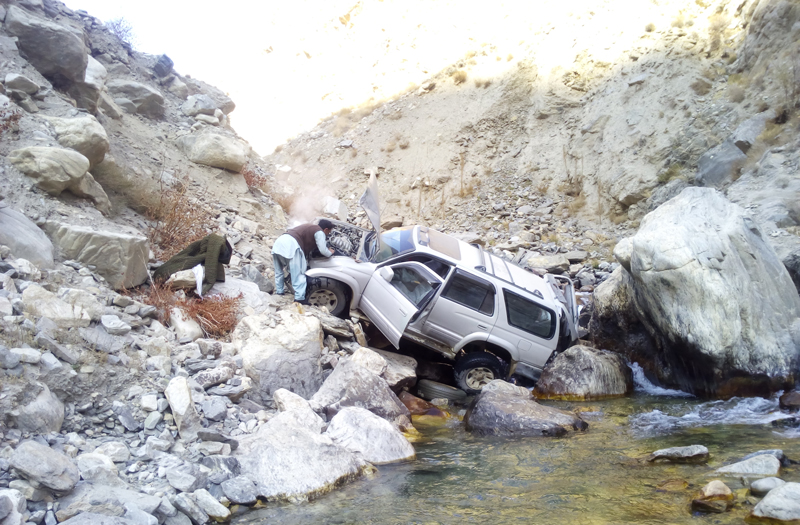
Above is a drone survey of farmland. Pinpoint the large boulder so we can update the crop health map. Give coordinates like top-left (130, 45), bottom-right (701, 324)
top-left (748, 482), bottom-right (800, 524)
top-left (8, 147), bottom-right (110, 214)
top-left (612, 188), bottom-right (800, 397)
top-left (44, 221), bottom-right (148, 289)
top-left (11, 383), bottom-right (64, 433)
top-left (465, 380), bottom-right (588, 437)
top-left (234, 409), bottom-right (369, 503)
top-left (232, 311), bottom-right (325, 400)
top-left (106, 80), bottom-right (165, 119)
top-left (325, 407), bottom-right (416, 464)
top-left (0, 207), bottom-right (54, 269)
top-left (372, 348), bottom-right (417, 392)
top-left (695, 140), bottom-right (747, 187)
top-left (310, 358), bottom-right (411, 429)
top-left (22, 284), bottom-right (91, 328)
top-left (4, 6), bottom-right (87, 85)
top-left (9, 440), bottom-right (80, 494)
top-left (68, 55), bottom-right (108, 114)
top-left (44, 115), bottom-right (109, 168)
top-left (176, 131), bottom-right (249, 172)
top-left (164, 376), bottom-right (202, 442)
top-left (180, 95), bottom-right (217, 117)
top-left (534, 345), bottom-right (633, 400)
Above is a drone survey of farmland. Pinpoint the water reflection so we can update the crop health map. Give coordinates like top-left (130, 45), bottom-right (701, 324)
top-left (236, 390), bottom-right (800, 525)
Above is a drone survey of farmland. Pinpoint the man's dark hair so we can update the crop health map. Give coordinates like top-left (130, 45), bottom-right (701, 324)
top-left (318, 219), bottom-right (334, 230)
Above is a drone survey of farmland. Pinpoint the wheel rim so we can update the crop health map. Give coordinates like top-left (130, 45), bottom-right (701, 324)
top-left (308, 289), bottom-right (338, 310)
top-left (465, 367), bottom-right (495, 390)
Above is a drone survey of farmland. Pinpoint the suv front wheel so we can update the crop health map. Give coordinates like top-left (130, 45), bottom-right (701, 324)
top-left (454, 352), bottom-right (507, 395)
top-left (307, 277), bottom-right (348, 317)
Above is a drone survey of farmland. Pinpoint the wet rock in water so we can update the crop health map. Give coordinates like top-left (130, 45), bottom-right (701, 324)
top-left (234, 310), bottom-right (326, 400)
top-left (310, 358), bottom-right (411, 429)
top-left (743, 450), bottom-right (791, 468)
top-left (647, 445), bottom-right (709, 464)
top-left (398, 391), bottom-right (446, 417)
top-left (611, 188), bottom-right (800, 397)
top-left (779, 391), bottom-right (800, 411)
top-left (748, 482), bottom-right (800, 523)
top-left (465, 380), bottom-right (587, 437)
top-left (534, 345), bottom-right (633, 400)
top-left (9, 440), bottom-right (80, 493)
top-left (716, 455), bottom-right (781, 477)
top-left (221, 475), bottom-right (258, 505)
top-left (325, 407), bottom-right (416, 464)
top-left (751, 477), bottom-right (786, 497)
top-left (235, 409), bottom-right (370, 503)
top-left (691, 480), bottom-right (734, 513)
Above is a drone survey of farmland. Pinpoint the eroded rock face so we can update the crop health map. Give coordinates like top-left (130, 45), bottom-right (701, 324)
top-left (176, 131), bottom-right (249, 172)
top-left (8, 147), bottom-right (110, 214)
top-left (106, 80), bottom-right (165, 118)
top-left (534, 345), bottom-right (633, 400)
top-left (233, 311), bottom-right (325, 400)
top-left (44, 221), bottom-right (149, 289)
top-left (44, 115), bottom-right (110, 168)
top-left (0, 207), bottom-right (54, 269)
top-left (612, 188), bottom-right (800, 397)
top-left (68, 55), bottom-right (108, 114)
top-left (465, 380), bottom-right (587, 437)
top-left (4, 6), bottom-right (88, 86)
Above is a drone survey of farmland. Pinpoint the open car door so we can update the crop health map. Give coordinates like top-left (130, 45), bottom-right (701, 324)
top-left (358, 261), bottom-right (442, 348)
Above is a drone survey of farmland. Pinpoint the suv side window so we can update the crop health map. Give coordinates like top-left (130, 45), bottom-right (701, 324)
top-left (441, 269), bottom-right (495, 315)
top-left (390, 266), bottom-right (437, 307)
top-left (503, 289), bottom-right (556, 339)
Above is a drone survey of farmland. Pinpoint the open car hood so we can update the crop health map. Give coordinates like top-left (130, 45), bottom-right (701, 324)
top-left (358, 170), bottom-right (381, 237)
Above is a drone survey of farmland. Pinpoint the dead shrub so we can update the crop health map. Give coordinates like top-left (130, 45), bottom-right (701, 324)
top-left (728, 84), bottom-right (745, 103)
top-left (332, 102), bottom-right (379, 136)
top-left (690, 78), bottom-right (712, 95)
top-left (0, 107), bottom-right (21, 134)
top-left (147, 177), bottom-right (216, 260)
top-left (474, 78), bottom-right (492, 88)
top-left (451, 70), bottom-right (468, 84)
top-left (644, 23), bottom-right (656, 33)
top-left (176, 293), bottom-right (243, 338)
top-left (658, 163), bottom-right (683, 183)
top-left (671, 15), bottom-right (685, 28)
top-left (240, 163), bottom-right (270, 191)
top-left (106, 17), bottom-right (136, 49)
top-left (567, 194), bottom-right (586, 215)
top-left (398, 138), bottom-right (410, 150)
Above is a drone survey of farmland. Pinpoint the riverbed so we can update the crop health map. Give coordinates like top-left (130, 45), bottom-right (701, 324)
top-left (235, 370), bottom-right (800, 524)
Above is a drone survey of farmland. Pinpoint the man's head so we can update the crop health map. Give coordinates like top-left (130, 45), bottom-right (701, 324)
top-left (318, 219), bottom-right (334, 235)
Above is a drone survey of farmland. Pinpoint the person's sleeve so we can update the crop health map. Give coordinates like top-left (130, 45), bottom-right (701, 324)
top-left (315, 231), bottom-right (333, 257)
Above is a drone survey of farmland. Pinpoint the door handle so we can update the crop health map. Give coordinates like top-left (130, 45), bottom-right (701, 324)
top-left (477, 324), bottom-right (488, 330)
top-left (399, 309), bottom-right (407, 317)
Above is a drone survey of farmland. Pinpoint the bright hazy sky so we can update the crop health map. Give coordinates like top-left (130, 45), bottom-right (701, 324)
top-left (59, 0), bottom-right (682, 156)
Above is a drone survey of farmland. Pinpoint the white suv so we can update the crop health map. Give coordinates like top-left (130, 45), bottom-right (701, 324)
top-left (305, 220), bottom-right (579, 394)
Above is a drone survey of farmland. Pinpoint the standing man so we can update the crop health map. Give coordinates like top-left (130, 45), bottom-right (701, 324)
top-left (272, 219), bottom-right (334, 304)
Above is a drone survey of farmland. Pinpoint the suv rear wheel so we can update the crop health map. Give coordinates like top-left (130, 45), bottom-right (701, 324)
top-left (307, 278), bottom-right (348, 317)
top-left (454, 352), bottom-right (507, 395)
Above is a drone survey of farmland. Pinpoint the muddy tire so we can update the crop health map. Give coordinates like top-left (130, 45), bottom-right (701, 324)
top-left (416, 379), bottom-right (467, 402)
top-left (454, 352), bottom-right (507, 395)
top-left (307, 277), bottom-right (348, 317)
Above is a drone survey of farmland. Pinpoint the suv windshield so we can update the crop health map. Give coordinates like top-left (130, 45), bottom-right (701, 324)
top-left (372, 227), bottom-right (416, 263)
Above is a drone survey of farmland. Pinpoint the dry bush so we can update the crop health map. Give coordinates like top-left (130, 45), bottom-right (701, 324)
top-left (0, 108), bottom-right (21, 134)
top-left (474, 78), bottom-right (492, 88)
top-left (658, 163), bottom-right (683, 183)
top-left (147, 177), bottom-right (216, 260)
top-left (567, 194), bottom-right (586, 215)
top-left (240, 163), bottom-right (270, 191)
top-left (451, 70), bottom-right (468, 84)
top-left (274, 191), bottom-right (296, 213)
top-left (728, 84), bottom-right (745, 103)
top-left (507, 54), bottom-right (514, 62)
top-left (610, 210), bottom-right (628, 224)
top-left (398, 137), bottom-right (410, 150)
top-left (332, 102), bottom-right (379, 136)
top-left (459, 178), bottom-right (480, 198)
top-left (133, 280), bottom-right (178, 324)
top-left (177, 293), bottom-right (243, 338)
top-left (383, 140), bottom-right (397, 153)
top-left (690, 78), bottom-right (712, 95)
top-left (671, 15), bottom-right (685, 28)
top-left (387, 110), bottom-right (403, 121)
top-left (644, 23), bottom-right (656, 33)
top-left (106, 17), bottom-right (135, 49)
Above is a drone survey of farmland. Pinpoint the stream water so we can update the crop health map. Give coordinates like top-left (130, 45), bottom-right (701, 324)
top-left (234, 366), bottom-right (800, 525)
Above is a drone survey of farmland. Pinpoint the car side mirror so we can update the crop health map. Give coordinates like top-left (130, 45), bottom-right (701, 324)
top-left (379, 267), bottom-right (394, 282)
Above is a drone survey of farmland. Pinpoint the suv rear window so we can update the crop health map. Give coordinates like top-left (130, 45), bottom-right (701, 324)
top-left (503, 290), bottom-right (556, 339)
top-left (441, 270), bottom-right (495, 315)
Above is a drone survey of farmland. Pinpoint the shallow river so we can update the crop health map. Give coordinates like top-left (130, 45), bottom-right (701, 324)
top-left (235, 368), bottom-right (800, 525)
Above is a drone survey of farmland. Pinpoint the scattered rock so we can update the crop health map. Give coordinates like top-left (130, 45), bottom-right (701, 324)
top-left (534, 345), bottom-right (633, 400)
top-left (9, 440), bottom-right (80, 493)
top-left (648, 445), bottom-right (709, 464)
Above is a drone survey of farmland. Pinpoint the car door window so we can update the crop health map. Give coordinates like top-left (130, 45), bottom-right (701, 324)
top-left (390, 266), bottom-right (437, 307)
top-left (441, 269), bottom-right (495, 315)
top-left (503, 290), bottom-right (556, 339)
